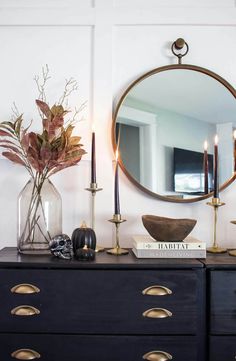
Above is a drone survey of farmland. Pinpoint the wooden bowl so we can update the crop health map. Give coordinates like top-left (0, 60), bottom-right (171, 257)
top-left (142, 215), bottom-right (197, 242)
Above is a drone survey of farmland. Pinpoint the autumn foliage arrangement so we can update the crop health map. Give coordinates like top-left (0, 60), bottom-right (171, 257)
top-left (0, 67), bottom-right (86, 251)
top-left (0, 97), bottom-right (86, 179)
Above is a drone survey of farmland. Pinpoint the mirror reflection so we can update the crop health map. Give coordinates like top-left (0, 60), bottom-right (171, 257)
top-left (115, 68), bottom-right (236, 200)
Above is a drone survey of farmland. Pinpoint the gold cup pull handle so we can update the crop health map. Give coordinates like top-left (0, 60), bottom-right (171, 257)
top-left (142, 308), bottom-right (172, 319)
top-left (11, 349), bottom-right (41, 360)
top-left (11, 305), bottom-right (40, 316)
top-left (142, 285), bottom-right (172, 296)
top-left (11, 284), bottom-right (40, 294)
top-left (143, 351), bottom-right (172, 361)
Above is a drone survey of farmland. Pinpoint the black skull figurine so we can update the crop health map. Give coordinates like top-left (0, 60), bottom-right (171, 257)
top-left (49, 234), bottom-right (73, 260)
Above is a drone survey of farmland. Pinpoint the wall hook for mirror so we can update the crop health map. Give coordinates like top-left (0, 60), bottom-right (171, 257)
top-left (171, 38), bottom-right (189, 64)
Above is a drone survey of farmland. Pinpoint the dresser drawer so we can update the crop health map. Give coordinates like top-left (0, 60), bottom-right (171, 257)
top-left (0, 269), bottom-right (201, 334)
top-left (210, 336), bottom-right (236, 360)
top-left (210, 270), bottom-right (236, 334)
top-left (1, 333), bottom-right (198, 361)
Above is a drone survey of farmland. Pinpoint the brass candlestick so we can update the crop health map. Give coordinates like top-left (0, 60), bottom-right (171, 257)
top-left (107, 214), bottom-right (129, 255)
top-left (207, 197), bottom-right (227, 254)
top-left (228, 220), bottom-right (236, 257)
top-left (85, 182), bottom-right (104, 252)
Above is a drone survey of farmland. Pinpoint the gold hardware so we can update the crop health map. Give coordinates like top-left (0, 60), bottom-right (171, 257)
top-left (229, 249), bottom-right (236, 257)
top-left (107, 214), bottom-right (129, 256)
top-left (171, 38), bottom-right (189, 64)
top-left (174, 38), bottom-right (185, 50)
top-left (207, 197), bottom-right (227, 254)
top-left (85, 183), bottom-right (104, 252)
top-left (143, 351), bottom-right (172, 361)
top-left (142, 308), bottom-right (172, 319)
top-left (11, 305), bottom-right (40, 316)
top-left (142, 285), bottom-right (172, 296)
top-left (11, 284), bottom-right (40, 294)
top-left (228, 221), bottom-right (236, 257)
top-left (11, 349), bottom-right (41, 360)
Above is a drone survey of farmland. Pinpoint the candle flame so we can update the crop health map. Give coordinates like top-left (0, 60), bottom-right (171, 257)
top-left (204, 140), bottom-right (208, 151)
top-left (214, 135), bottom-right (219, 145)
top-left (233, 130), bottom-right (236, 139)
top-left (115, 149), bottom-right (119, 161)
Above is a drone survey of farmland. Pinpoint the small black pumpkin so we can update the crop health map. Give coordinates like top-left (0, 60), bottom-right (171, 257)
top-left (72, 222), bottom-right (96, 253)
top-left (75, 245), bottom-right (95, 261)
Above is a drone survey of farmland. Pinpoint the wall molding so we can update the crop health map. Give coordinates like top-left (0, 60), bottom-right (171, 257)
top-left (1, 0), bottom-right (236, 26)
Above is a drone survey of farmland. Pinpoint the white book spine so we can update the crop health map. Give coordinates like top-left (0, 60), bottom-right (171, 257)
top-left (133, 241), bottom-right (206, 250)
top-left (132, 248), bottom-right (206, 259)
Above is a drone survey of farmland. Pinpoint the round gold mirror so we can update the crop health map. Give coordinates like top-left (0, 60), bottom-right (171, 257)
top-left (112, 64), bottom-right (236, 203)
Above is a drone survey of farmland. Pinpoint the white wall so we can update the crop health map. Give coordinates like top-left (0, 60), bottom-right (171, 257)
top-left (0, 0), bottom-right (236, 249)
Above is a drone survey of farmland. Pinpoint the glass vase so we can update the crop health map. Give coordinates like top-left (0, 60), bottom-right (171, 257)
top-left (17, 177), bottom-right (62, 254)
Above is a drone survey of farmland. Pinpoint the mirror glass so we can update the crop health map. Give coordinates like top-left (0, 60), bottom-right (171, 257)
top-left (114, 67), bottom-right (236, 201)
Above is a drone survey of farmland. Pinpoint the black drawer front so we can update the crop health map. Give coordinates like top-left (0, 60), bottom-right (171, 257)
top-left (0, 269), bottom-right (201, 334)
top-left (0, 334), bottom-right (198, 361)
top-left (210, 270), bottom-right (236, 334)
top-left (210, 336), bottom-right (236, 361)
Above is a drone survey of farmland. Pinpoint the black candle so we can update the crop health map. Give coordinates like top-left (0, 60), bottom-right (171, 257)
top-left (203, 141), bottom-right (209, 194)
top-left (114, 150), bottom-right (120, 215)
top-left (91, 130), bottom-right (96, 184)
top-left (234, 130), bottom-right (236, 172)
top-left (214, 135), bottom-right (219, 198)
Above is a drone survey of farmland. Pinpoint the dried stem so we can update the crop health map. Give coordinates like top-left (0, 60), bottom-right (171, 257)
top-left (11, 102), bottom-right (20, 121)
top-left (58, 77), bottom-right (78, 106)
top-left (34, 65), bottom-right (51, 119)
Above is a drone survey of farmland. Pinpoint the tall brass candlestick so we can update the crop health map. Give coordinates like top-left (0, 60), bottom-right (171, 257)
top-left (86, 123), bottom-right (104, 252)
top-left (107, 149), bottom-right (128, 256)
top-left (207, 197), bottom-right (227, 254)
top-left (85, 183), bottom-right (104, 252)
top-left (107, 214), bottom-right (128, 256)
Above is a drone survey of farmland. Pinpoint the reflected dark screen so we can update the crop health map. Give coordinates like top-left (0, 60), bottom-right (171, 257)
top-left (174, 147), bottom-right (213, 194)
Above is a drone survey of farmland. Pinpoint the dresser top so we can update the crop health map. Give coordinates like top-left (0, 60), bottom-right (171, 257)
top-left (0, 247), bottom-right (203, 269)
top-left (201, 253), bottom-right (236, 269)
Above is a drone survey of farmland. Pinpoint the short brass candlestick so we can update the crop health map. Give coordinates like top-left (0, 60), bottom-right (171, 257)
top-left (228, 220), bottom-right (236, 257)
top-left (207, 197), bottom-right (227, 254)
top-left (85, 182), bottom-right (104, 252)
top-left (107, 214), bottom-right (129, 256)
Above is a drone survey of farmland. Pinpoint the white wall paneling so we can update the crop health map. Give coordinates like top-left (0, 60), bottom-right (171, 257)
top-left (0, 0), bottom-right (236, 249)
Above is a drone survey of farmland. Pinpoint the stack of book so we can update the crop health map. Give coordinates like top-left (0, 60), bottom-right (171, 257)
top-left (132, 235), bottom-right (206, 258)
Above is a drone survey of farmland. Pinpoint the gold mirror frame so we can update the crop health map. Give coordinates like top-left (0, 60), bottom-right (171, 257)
top-left (112, 64), bottom-right (236, 203)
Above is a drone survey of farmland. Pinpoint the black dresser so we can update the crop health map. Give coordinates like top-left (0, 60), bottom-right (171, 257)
top-left (203, 254), bottom-right (236, 361)
top-left (0, 247), bottom-right (205, 361)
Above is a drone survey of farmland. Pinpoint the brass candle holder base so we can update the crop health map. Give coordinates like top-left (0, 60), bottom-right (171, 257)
top-left (106, 246), bottom-right (129, 256)
top-left (95, 245), bottom-right (105, 253)
top-left (228, 220), bottom-right (236, 257)
top-left (107, 214), bottom-right (129, 256)
top-left (85, 182), bottom-right (104, 253)
top-left (207, 246), bottom-right (227, 254)
top-left (207, 197), bottom-right (227, 254)
top-left (228, 249), bottom-right (236, 257)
